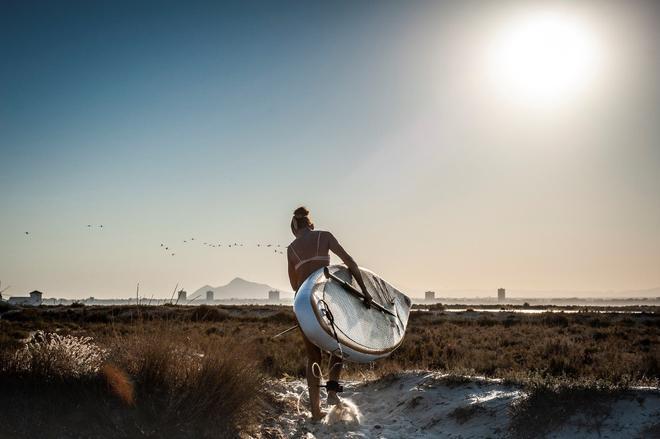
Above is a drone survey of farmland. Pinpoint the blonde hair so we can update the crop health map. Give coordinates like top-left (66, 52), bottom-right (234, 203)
top-left (291, 206), bottom-right (313, 233)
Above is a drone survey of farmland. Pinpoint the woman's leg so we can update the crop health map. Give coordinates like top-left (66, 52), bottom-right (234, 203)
top-left (301, 332), bottom-right (323, 419)
top-left (327, 354), bottom-right (343, 403)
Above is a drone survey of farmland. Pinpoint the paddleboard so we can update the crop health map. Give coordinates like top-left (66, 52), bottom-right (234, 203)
top-left (294, 264), bottom-right (412, 363)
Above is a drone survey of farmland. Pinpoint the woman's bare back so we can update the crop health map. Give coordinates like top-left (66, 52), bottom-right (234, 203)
top-left (287, 229), bottom-right (353, 290)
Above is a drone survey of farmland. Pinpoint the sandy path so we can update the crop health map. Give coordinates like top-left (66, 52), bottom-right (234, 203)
top-left (255, 372), bottom-right (660, 438)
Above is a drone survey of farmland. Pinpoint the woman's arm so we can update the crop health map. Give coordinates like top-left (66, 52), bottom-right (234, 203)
top-left (287, 251), bottom-right (299, 291)
top-left (327, 232), bottom-right (373, 308)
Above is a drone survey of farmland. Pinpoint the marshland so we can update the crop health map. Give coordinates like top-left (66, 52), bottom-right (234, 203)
top-left (1, 303), bottom-right (658, 437)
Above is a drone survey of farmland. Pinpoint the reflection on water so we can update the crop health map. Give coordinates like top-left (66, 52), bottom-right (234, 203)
top-left (414, 308), bottom-right (646, 314)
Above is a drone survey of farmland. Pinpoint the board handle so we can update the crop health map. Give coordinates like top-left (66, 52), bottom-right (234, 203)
top-left (323, 267), bottom-right (396, 317)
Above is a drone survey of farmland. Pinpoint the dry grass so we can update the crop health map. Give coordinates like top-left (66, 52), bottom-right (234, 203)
top-left (0, 304), bottom-right (658, 437)
top-left (0, 319), bottom-right (263, 438)
top-left (8, 331), bottom-right (107, 379)
top-left (509, 384), bottom-right (623, 438)
top-left (1, 305), bottom-right (658, 387)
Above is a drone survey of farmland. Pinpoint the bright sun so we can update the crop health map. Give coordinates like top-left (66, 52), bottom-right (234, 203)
top-left (487, 9), bottom-right (602, 107)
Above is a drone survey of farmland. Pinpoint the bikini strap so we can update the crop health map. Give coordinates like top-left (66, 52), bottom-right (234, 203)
top-left (316, 231), bottom-right (322, 256)
top-left (290, 245), bottom-right (302, 262)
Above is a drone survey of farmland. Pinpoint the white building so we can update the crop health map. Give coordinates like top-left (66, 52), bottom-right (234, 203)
top-left (8, 290), bottom-right (43, 306)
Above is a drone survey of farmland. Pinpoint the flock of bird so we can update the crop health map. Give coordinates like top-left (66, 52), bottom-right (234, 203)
top-left (159, 238), bottom-right (286, 257)
top-left (22, 226), bottom-right (288, 258)
top-left (24, 225), bottom-right (103, 235)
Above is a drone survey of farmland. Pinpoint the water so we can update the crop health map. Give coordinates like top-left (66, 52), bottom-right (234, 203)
top-left (414, 308), bottom-right (647, 314)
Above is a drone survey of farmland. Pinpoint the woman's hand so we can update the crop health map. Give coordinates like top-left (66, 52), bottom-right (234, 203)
top-left (362, 291), bottom-right (373, 309)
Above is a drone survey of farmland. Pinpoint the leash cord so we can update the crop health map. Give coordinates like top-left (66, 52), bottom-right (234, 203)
top-left (295, 299), bottom-right (345, 415)
top-left (311, 299), bottom-right (344, 382)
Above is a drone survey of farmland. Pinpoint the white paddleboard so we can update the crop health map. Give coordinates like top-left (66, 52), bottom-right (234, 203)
top-left (294, 264), bottom-right (412, 363)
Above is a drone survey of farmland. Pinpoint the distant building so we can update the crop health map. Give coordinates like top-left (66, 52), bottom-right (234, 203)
top-left (206, 290), bottom-right (214, 301)
top-left (8, 290), bottom-right (43, 306)
top-left (498, 288), bottom-right (506, 302)
top-left (177, 290), bottom-right (187, 302)
top-left (425, 291), bottom-right (435, 301)
top-left (268, 290), bottom-right (280, 302)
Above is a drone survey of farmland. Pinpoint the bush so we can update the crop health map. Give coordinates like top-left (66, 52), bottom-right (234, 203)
top-left (6, 331), bottom-right (106, 379)
top-left (543, 313), bottom-right (569, 327)
top-left (510, 385), bottom-right (622, 438)
top-left (269, 310), bottom-right (297, 325)
top-left (1, 309), bottom-right (41, 323)
top-left (0, 301), bottom-right (13, 313)
top-left (0, 325), bottom-right (263, 438)
top-left (107, 326), bottom-right (263, 436)
top-left (189, 305), bottom-right (229, 322)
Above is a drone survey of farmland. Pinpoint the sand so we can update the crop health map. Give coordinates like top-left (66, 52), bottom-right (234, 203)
top-left (255, 371), bottom-right (660, 438)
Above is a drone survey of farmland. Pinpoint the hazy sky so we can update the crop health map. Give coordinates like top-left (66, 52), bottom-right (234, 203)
top-left (1, 0), bottom-right (658, 299)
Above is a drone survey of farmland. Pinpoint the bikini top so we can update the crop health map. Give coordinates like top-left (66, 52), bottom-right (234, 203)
top-left (290, 231), bottom-right (331, 271)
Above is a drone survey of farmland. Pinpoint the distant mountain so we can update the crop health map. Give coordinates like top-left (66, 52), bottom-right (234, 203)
top-left (192, 277), bottom-right (289, 300)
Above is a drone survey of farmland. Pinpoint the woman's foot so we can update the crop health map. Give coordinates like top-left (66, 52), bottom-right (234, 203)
top-left (327, 392), bottom-right (341, 406)
top-left (311, 410), bottom-right (327, 422)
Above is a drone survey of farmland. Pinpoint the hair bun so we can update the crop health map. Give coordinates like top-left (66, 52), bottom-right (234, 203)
top-left (293, 206), bottom-right (309, 219)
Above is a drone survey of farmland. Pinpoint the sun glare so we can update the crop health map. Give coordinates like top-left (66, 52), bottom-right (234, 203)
top-left (487, 9), bottom-right (602, 107)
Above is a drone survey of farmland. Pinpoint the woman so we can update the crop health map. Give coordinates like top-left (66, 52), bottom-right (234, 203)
top-left (287, 206), bottom-right (372, 421)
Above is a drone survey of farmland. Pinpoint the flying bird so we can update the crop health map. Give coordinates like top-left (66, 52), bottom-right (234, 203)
top-left (24, 232), bottom-right (29, 235)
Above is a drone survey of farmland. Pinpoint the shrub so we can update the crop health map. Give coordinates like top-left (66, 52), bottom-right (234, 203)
top-left (268, 310), bottom-right (297, 325)
top-left (542, 313), bottom-right (569, 327)
top-left (509, 385), bottom-right (622, 438)
top-left (8, 331), bottom-right (106, 379)
top-left (190, 305), bottom-right (229, 322)
top-left (1, 323), bottom-right (263, 438)
top-left (107, 326), bottom-right (263, 436)
top-left (1, 308), bottom-right (41, 323)
top-left (0, 301), bottom-right (13, 313)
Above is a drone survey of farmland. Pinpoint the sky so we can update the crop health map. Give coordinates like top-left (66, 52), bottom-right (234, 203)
top-left (1, 0), bottom-right (659, 299)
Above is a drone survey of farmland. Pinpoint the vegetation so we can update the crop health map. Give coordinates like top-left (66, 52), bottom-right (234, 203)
top-left (0, 317), bottom-right (262, 438)
top-left (0, 304), bottom-right (658, 437)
